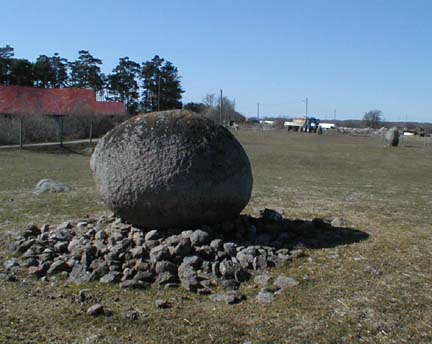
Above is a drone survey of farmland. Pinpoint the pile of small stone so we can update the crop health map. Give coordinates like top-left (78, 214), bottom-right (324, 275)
top-left (7, 209), bottom-right (359, 303)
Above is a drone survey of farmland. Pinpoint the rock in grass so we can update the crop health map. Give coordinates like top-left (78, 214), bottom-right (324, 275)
top-left (254, 273), bottom-right (273, 286)
top-left (33, 179), bottom-right (71, 194)
top-left (4, 259), bottom-right (19, 271)
top-left (385, 127), bottom-right (400, 147)
top-left (86, 304), bottom-right (104, 316)
top-left (256, 290), bottom-right (275, 303)
top-left (274, 276), bottom-right (299, 289)
top-left (155, 299), bottom-right (171, 309)
top-left (209, 290), bottom-right (246, 304)
top-left (90, 110), bottom-right (253, 229)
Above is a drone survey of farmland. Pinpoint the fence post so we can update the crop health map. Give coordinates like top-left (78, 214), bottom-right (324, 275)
top-left (89, 120), bottom-right (93, 143)
top-left (60, 116), bottom-right (64, 147)
top-left (19, 118), bottom-right (23, 148)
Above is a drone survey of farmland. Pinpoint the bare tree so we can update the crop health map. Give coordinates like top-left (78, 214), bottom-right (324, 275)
top-left (202, 94), bottom-right (217, 108)
top-left (363, 110), bottom-right (382, 129)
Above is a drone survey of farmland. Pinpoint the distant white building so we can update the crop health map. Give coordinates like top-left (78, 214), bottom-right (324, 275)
top-left (403, 131), bottom-right (415, 136)
top-left (319, 122), bottom-right (336, 129)
top-left (260, 120), bottom-right (275, 125)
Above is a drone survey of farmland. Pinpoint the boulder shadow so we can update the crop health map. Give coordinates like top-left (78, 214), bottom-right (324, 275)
top-left (24, 143), bottom-right (95, 156)
top-left (210, 209), bottom-right (370, 251)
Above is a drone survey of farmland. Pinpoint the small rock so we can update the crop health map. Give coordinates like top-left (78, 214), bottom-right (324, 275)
top-left (223, 242), bottom-right (237, 257)
top-left (86, 304), bottom-right (104, 316)
top-left (134, 271), bottom-right (155, 283)
top-left (331, 217), bottom-right (346, 227)
top-left (68, 263), bottom-right (92, 284)
top-left (155, 260), bottom-right (177, 275)
top-left (261, 208), bottom-right (283, 222)
top-left (252, 255), bottom-right (267, 271)
top-left (120, 279), bottom-right (148, 289)
top-left (190, 230), bottom-right (210, 246)
top-left (173, 238), bottom-right (192, 257)
top-left (28, 263), bottom-right (49, 277)
top-left (100, 271), bottom-right (121, 284)
top-left (156, 271), bottom-right (179, 285)
top-left (24, 223), bottom-right (41, 238)
top-left (33, 179), bottom-right (71, 194)
top-left (274, 276), bottom-right (299, 289)
top-left (149, 245), bottom-right (170, 262)
top-left (256, 290), bottom-right (274, 303)
top-left (155, 299), bottom-right (171, 309)
top-left (181, 255), bottom-right (202, 270)
top-left (364, 265), bottom-right (382, 276)
top-left (254, 274), bottom-right (273, 286)
top-left (95, 230), bottom-right (108, 241)
top-left (4, 259), bottom-right (19, 271)
top-left (220, 279), bottom-right (239, 291)
top-left (145, 230), bottom-right (163, 241)
top-left (124, 310), bottom-right (140, 321)
top-left (78, 289), bottom-right (91, 302)
top-left (47, 260), bottom-right (70, 275)
top-left (57, 221), bottom-right (73, 230)
top-left (130, 246), bottom-right (146, 259)
top-left (209, 290), bottom-right (245, 304)
top-left (210, 239), bottom-right (223, 251)
top-left (54, 241), bottom-right (68, 253)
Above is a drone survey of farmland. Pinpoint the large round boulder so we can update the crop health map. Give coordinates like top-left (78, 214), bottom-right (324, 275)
top-left (385, 127), bottom-right (399, 147)
top-left (90, 110), bottom-right (253, 228)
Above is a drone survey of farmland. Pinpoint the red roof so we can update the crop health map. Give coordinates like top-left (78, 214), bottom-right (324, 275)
top-left (0, 85), bottom-right (127, 116)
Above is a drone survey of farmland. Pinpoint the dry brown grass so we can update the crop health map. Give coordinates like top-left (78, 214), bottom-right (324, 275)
top-left (0, 131), bottom-right (431, 343)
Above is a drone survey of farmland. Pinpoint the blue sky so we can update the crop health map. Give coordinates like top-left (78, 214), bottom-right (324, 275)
top-left (1, 0), bottom-right (431, 121)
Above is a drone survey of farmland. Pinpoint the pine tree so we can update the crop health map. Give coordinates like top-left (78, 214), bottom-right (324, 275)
top-left (69, 50), bottom-right (104, 92)
top-left (107, 57), bottom-right (140, 114)
top-left (140, 55), bottom-right (183, 112)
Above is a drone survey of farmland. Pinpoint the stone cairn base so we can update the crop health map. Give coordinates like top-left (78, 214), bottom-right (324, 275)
top-left (5, 209), bottom-right (363, 305)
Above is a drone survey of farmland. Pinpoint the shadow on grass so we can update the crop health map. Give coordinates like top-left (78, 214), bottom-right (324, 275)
top-left (24, 143), bottom-right (96, 156)
top-left (212, 211), bottom-right (370, 251)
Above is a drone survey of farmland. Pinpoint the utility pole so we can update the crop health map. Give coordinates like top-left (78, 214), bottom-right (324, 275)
top-left (257, 102), bottom-right (260, 122)
top-left (220, 89), bottom-right (223, 126)
top-left (19, 118), bottom-right (23, 148)
top-left (303, 97), bottom-right (308, 132)
top-left (334, 109), bottom-right (336, 121)
top-left (157, 75), bottom-right (161, 112)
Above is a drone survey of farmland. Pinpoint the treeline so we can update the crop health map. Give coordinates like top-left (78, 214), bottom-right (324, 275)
top-left (0, 45), bottom-right (183, 114)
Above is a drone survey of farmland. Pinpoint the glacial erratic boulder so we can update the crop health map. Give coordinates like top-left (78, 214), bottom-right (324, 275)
top-left (90, 110), bottom-right (253, 228)
top-left (385, 127), bottom-right (399, 147)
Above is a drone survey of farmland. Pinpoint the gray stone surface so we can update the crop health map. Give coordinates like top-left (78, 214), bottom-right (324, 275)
top-left (385, 127), bottom-right (400, 147)
top-left (190, 230), bottom-right (210, 246)
top-left (90, 110), bottom-right (253, 228)
top-left (13, 209), bottom-right (359, 299)
top-left (256, 290), bottom-right (274, 303)
top-left (86, 304), bottom-right (104, 316)
top-left (254, 273), bottom-right (274, 286)
top-left (274, 276), bottom-right (299, 289)
top-left (155, 299), bottom-right (171, 309)
top-left (33, 179), bottom-right (71, 194)
top-left (209, 290), bottom-right (245, 304)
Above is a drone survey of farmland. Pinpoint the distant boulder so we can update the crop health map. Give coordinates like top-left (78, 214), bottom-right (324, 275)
top-left (385, 127), bottom-right (400, 147)
top-left (90, 110), bottom-right (253, 229)
top-left (33, 179), bottom-right (71, 194)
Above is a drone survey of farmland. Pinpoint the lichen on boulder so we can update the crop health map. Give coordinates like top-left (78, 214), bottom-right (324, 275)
top-left (90, 110), bottom-right (253, 228)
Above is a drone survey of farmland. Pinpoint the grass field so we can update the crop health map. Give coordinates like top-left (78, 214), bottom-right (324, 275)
top-left (0, 131), bottom-right (431, 343)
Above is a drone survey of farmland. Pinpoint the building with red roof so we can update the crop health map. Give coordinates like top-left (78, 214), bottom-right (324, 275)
top-left (0, 85), bottom-right (127, 117)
